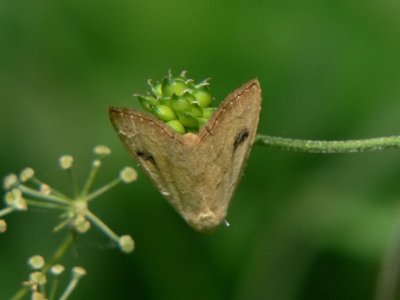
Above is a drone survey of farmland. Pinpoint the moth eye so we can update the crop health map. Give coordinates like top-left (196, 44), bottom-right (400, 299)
top-left (136, 150), bottom-right (157, 165)
top-left (233, 129), bottom-right (249, 150)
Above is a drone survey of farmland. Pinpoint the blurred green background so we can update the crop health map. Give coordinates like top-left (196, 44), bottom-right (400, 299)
top-left (1, 0), bottom-right (400, 299)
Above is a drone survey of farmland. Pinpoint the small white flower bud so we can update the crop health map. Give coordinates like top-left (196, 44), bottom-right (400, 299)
top-left (5, 189), bottom-right (26, 210)
top-left (92, 159), bottom-right (101, 168)
top-left (0, 219), bottom-right (7, 233)
top-left (50, 264), bottom-right (65, 276)
top-left (28, 255), bottom-right (45, 270)
top-left (94, 145), bottom-right (111, 156)
top-left (14, 197), bottom-right (28, 211)
top-left (59, 155), bottom-right (74, 170)
top-left (72, 266), bottom-right (87, 278)
top-left (119, 167), bottom-right (138, 183)
top-left (119, 235), bottom-right (135, 253)
top-left (74, 215), bottom-right (91, 233)
top-left (40, 184), bottom-right (51, 195)
top-left (30, 271), bottom-right (47, 285)
top-left (20, 168), bottom-right (35, 182)
top-left (5, 188), bottom-right (22, 206)
top-left (3, 173), bottom-right (18, 190)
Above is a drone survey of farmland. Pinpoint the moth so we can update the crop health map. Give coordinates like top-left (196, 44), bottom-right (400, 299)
top-left (109, 79), bottom-right (262, 232)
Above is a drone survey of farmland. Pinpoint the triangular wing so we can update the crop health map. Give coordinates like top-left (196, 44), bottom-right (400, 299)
top-left (196, 79), bottom-right (262, 225)
top-left (109, 108), bottom-right (187, 212)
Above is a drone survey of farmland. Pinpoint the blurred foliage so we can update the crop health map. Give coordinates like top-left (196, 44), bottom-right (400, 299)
top-left (1, 0), bottom-right (400, 299)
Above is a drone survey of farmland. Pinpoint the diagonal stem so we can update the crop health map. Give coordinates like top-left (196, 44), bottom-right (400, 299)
top-left (10, 231), bottom-right (76, 300)
top-left (85, 178), bottom-right (120, 202)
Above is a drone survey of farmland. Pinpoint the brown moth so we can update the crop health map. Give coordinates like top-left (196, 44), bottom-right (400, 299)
top-left (109, 79), bottom-right (262, 232)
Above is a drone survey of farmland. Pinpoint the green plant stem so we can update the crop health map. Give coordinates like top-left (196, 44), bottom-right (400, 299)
top-left (59, 275), bottom-right (81, 300)
top-left (48, 277), bottom-right (61, 300)
top-left (67, 169), bottom-right (80, 199)
top-left (31, 177), bottom-right (70, 200)
top-left (80, 161), bottom-right (101, 197)
top-left (18, 185), bottom-right (71, 205)
top-left (43, 231), bottom-right (76, 273)
top-left (86, 178), bottom-right (120, 202)
top-left (375, 208), bottom-right (400, 300)
top-left (85, 209), bottom-right (119, 242)
top-left (0, 206), bottom-right (14, 217)
top-left (11, 231), bottom-right (76, 300)
top-left (256, 134), bottom-right (400, 297)
top-left (26, 199), bottom-right (68, 210)
top-left (255, 135), bottom-right (400, 153)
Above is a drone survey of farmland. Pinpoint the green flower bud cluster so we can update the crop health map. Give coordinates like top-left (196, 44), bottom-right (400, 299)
top-left (136, 71), bottom-right (217, 134)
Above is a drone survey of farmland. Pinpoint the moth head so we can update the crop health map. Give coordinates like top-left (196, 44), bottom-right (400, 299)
top-left (135, 70), bottom-right (217, 134)
top-left (186, 210), bottom-right (222, 232)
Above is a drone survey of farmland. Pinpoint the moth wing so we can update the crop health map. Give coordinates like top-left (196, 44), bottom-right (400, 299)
top-left (109, 108), bottom-right (186, 212)
top-left (197, 79), bottom-right (262, 224)
top-left (109, 79), bottom-right (262, 232)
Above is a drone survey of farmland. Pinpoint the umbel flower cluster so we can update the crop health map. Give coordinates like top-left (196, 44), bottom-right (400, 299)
top-left (23, 255), bottom-right (87, 300)
top-left (136, 70), bottom-right (217, 133)
top-left (1, 146), bottom-right (137, 299)
top-left (1, 145), bottom-right (136, 252)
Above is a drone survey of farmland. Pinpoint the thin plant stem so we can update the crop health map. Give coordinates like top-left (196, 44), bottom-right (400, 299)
top-left (80, 161), bottom-right (101, 197)
top-left (53, 218), bottom-right (70, 233)
top-left (68, 169), bottom-right (80, 199)
top-left (44, 231), bottom-right (76, 273)
top-left (18, 185), bottom-right (70, 205)
top-left (85, 178), bottom-right (120, 202)
top-left (38, 282), bottom-right (46, 297)
top-left (48, 277), bottom-right (61, 300)
top-left (26, 199), bottom-right (69, 210)
top-left (375, 208), bottom-right (400, 300)
top-left (0, 207), bottom-right (14, 218)
top-left (31, 177), bottom-right (70, 200)
top-left (59, 276), bottom-right (79, 300)
top-left (85, 210), bottom-right (119, 242)
top-left (11, 231), bottom-right (76, 300)
top-left (256, 134), bottom-right (400, 298)
top-left (255, 135), bottom-right (400, 153)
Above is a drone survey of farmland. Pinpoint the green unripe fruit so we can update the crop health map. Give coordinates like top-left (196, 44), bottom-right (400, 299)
top-left (192, 87), bottom-right (213, 108)
top-left (152, 105), bottom-right (176, 121)
top-left (166, 119), bottom-right (186, 134)
top-left (177, 112), bottom-right (199, 128)
top-left (136, 71), bottom-right (217, 134)
top-left (162, 78), bottom-right (187, 97)
top-left (138, 95), bottom-right (158, 112)
top-left (169, 94), bottom-right (192, 112)
top-left (180, 92), bottom-right (197, 103)
top-left (189, 104), bottom-right (203, 118)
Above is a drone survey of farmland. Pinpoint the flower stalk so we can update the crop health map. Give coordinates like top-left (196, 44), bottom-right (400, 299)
top-left (255, 135), bottom-right (400, 153)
